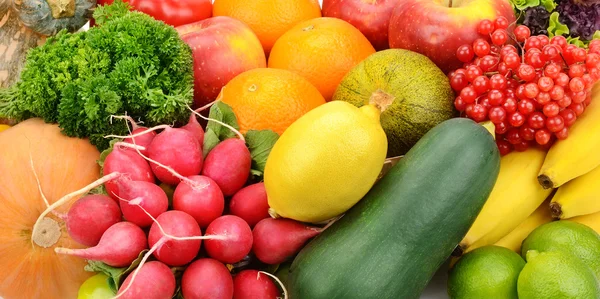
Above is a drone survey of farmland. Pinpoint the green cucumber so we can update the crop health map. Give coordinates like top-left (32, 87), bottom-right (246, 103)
top-left (287, 118), bottom-right (501, 299)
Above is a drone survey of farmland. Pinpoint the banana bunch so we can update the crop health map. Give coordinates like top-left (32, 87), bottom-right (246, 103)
top-left (570, 212), bottom-right (600, 234)
top-left (538, 82), bottom-right (600, 219)
top-left (494, 199), bottom-right (554, 252)
top-left (456, 148), bottom-right (553, 255)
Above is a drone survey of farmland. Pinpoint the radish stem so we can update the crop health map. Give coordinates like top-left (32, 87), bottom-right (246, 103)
top-left (104, 125), bottom-right (171, 139)
top-left (258, 271), bottom-right (288, 299)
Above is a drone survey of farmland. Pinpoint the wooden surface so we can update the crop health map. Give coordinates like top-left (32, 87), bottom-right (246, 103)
top-left (0, 0), bottom-right (45, 124)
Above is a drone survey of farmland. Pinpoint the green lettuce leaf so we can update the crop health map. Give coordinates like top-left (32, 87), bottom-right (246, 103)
top-left (510, 0), bottom-right (540, 11)
top-left (85, 250), bottom-right (149, 293)
top-left (540, 0), bottom-right (556, 12)
top-left (548, 12), bottom-right (570, 38)
top-left (202, 101), bottom-right (240, 157)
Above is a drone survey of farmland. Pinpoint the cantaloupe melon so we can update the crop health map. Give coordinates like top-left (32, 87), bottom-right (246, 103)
top-left (332, 49), bottom-right (456, 157)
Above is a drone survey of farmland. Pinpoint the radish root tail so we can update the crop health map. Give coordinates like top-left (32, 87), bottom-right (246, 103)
top-left (194, 99), bottom-right (218, 113)
top-left (187, 105), bottom-right (245, 142)
top-left (104, 124), bottom-right (171, 139)
top-left (113, 142), bottom-right (146, 152)
top-left (110, 114), bottom-right (141, 130)
top-left (30, 172), bottom-right (122, 247)
top-left (111, 237), bottom-right (167, 299)
top-left (259, 271), bottom-right (289, 299)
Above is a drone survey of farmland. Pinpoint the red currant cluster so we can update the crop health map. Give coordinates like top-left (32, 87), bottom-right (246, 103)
top-left (449, 16), bottom-right (600, 155)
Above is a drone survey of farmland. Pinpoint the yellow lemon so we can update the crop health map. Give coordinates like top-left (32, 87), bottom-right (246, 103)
top-left (264, 100), bottom-right (388, 223)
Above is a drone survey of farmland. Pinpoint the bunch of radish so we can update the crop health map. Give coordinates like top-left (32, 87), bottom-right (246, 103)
top-left (31, 106), bottom-right (331, 299)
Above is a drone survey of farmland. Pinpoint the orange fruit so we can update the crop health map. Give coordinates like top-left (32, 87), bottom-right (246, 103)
top-left (268, 17), bottom-right (376, 101)
top-left (212, 0), bottom-right (322, 54)
top-left (218, 68), bottom-right (326, 135)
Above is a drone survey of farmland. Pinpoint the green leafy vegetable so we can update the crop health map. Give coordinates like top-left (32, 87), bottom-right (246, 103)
top-left (548, 12), bottom-right (570, 38)
top-left (202, 101), bottom-right (240, 157)
top-left (510, 0), bottom-right (540, 11)
top-left (245, 130), bottom-right (279, 177)
top-left (85, 249), bottom-right (149, 293)
top-left (0, 0), bottom-right (194, 151)
top-left (540, 0), bottom-right (556, 12)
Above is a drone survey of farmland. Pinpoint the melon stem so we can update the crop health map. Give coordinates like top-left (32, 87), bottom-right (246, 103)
top-left (369, 89), bottom-right (395, 113)
top-left (46, 0), bottom-right (76, 18)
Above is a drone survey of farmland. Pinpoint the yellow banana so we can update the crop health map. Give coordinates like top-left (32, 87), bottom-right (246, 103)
top-left (494, 199), bottom-right (554, 252)
top-left (550, 164), bottom-right (600, 219)
top-left (457, 148), bottom-right (553, 255)
top-left (569, 211), bottom-right (600, 234)
top-left (538, 82), bottom-right (600, 189)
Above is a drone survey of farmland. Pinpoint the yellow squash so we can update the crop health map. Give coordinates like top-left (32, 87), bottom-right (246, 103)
top-left (458, 148), bottom-right (553, 255)
top-left (538, 82), bottom-right (600, 189)
top-left (264, 100), bottom-right (388, 223)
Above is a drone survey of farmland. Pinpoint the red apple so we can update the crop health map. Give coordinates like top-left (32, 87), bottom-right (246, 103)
top-left (388, 0), bottom-right (516, 74)
top-left (177, 16), bottom-right (267, 108)
top-left (322, 0), bottom-right (401, 51)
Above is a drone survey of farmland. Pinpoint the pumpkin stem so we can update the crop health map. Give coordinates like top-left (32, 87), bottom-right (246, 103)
top-left (31, 217), bottom-right (62, 248)
top-left (259, 271), bottom-right (289, 299)
top-left (31, 172), bottom-right (122, 247)
top-left (368, 89), bottom-right (395, 113)
top-left (187, 105), bottom-right (245, 142)
top-left (46, 0), bottom-right (76, 19)
top-left (104, 124), bottom-right (171, 139)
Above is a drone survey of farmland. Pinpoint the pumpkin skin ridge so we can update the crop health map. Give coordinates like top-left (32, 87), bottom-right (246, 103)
top-left (14, 0), bottom-right (96, 36)
top-left (0, 118), bottom-right (101, 299)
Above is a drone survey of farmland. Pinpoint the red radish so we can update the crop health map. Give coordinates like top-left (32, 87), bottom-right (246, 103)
top-left (181, 114), bottom-right (205, 147)
top-left (202, 138), bottom-right (251, 196)
top-left (173, 175), bottom-right (224, 228)
top-left (103, 144), bottom-right (155, 201)
top-left (66, 194), bottom-right (122, 247)
top-left (124, 127), bottom-right (157, 156)
top-left (117, 261), bottom-right (176, 299)
top-left (148, 127), bottom-right (203, 185)
top-left (54, 221), bottom-right (147, 267)
top-left (117, 179), bottom-right (169, 228)
top-left (181, 258), bottom-right (234, 299)
top-left (204, 215), bottom-right (253, 264)
top-left (233, 270), bottom-right (280, 299)
top-left (229, 182), bottom-right (269, 227)
top-left (148, 210), bottom-right (202, 266)
top-left (252, 218), bottom-right (322, 265)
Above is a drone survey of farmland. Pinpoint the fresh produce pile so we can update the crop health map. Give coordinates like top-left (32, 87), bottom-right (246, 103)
top-left (1, 0), bottom-right (600, 298)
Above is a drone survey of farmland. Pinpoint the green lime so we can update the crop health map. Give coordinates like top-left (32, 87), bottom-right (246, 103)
top-left (522, 220), bottom-right (600, 278)
top-left (448, 245), bottom-right (526, 299)
top-left (518, 250), bottom-right (600, 299)
top-left (77, 273), bottom-right (115, 299)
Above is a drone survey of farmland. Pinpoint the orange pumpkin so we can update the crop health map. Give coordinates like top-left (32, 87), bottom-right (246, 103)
top-left (0, 118), bottom-right (101, 299)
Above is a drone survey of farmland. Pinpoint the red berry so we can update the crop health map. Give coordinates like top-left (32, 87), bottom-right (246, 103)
top-left (525, 51), bottom-right (546, 69)
top-left (569, 77), bottom-right (585, 93)
top-left (480, 55), bottom-right (500, 72)
top-left (460, 86), bottom-right (478, 103)
top-left (450, 73), bottom-right (469, 91)
top-left (503, 97), bottom-right (518, 113)
top-left (503, 52), bottom-right (521, 70)
top-left (591, 39), bottom-right (600, 48)
top-left (525, 36), bottom-right (542, 51)
top-left (537, 77), bottom-right (554, 92)
top-left (520, 125), bottom-right (536, 141)
top-left (535, 129), bottom-right (552, 145)
top-left (473, 39), bottom-right (491, 57)
top-left (456, 45), bottom-right (475, 63)
top-left (480, 96), bottom-right (492, 110)
top-left (496, 139), bottom-right (513, 156)
top-left (498, 62), bottom-right (510, 75)
top-left (590, 67), bottom-right (600, 80)
top-left (557, 94), bottom-right (572, 108)
top-left (524, 83), bottom-right (540, 99)
top-left (506, 128), bottom-right (522, 144)
top-left (518, 99), bottom-right (536, 114)
top-left (571, 90), bottom-right (586, 104)
top-left (489, 74), bottom-right (507, 90)
top-left (550, 35), bottom-right (568, 49)
top-left (472, 76), bottom-right (490, 94)
top-left (488, 89), bottom-right (505, 106)
top-left (466, 66), bottom-right (483, 82)
top-left (495, 120), bottom-right (510, 134)
top-left (543, 102), bottom-right (560, 117)
top-left (581, 74), bottom-right (594, 88)
top-left (568, 64), bottom-right (585, 78)
top-left (500, 45), bottom-right (518, 57)
top-left (478, 19), bottom-right (495, 35)
top-left (537, 35), bottom-right (549, 47)
top-left (489, 106), bottom-right (507, 123)
top-left (514, 140), bottom-right (530, 152)
top-left (546, 115), bottom-right (565, 133)
top-left (542, 44), bottom-right (561, 61)
top-left (494, 17), bottom-right (509, 29)
top-left (544, 64), bottom-right (561, 79)
top-left (454, 68), bottom-right (467, 75)
top-left (584, 91), bottom-right (592, 106)
top-left (559, 109), bottom-right (577, 127)
top-left (467, 103), bottom-right (487, 122)
top-left (516, 84), bottom-right (528, 100)
top-left (554, 73), bottom-right (570, 87)
top-left (573, 48), bottom-right (587, 62)
top-left (585, 53), bottom-right (600, 69)
top-left (454, 96), bottom-right (467, 111)
top-left (517, 64), bottom-right (537, 82)
top-left (508, 111), bottom-right (526, 127)
top-left (549, 85), bottom-right (565, 100)
top-left (491, 29), bottom-right (508, 46)
top-left (528, 112), bottom-right (546, 129)
top-left (536, 92), bottom-right (551, 105)
top-left (514, 25), bottom-right (531, 42)
top-left (555, 127), bottom-right (569, 140)
top-left (569, 102), bottom-right (585, 116)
